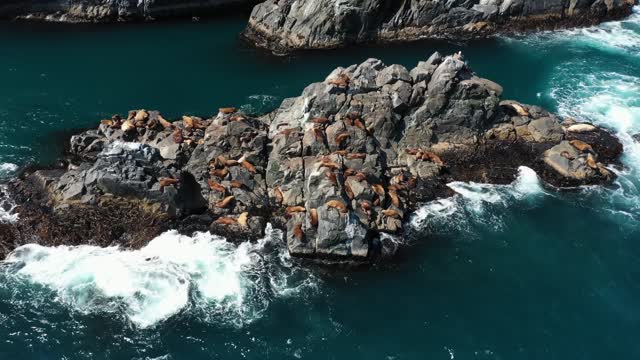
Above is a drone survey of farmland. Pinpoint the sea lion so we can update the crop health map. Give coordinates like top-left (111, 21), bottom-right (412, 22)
top-left (208, 179), bottom-right (225, 193)
top-left (391, 173), bottom-right (405, 185)
top-left (237, 212), bottom-right (249, 227)
top-left (327, 73), bottom-right (350, 88)
top-left (121, 120), bottom-right (136, 133)
top-left (560, 151), bottom-right (574, 160)
top-left (569, 140), bottom-right (593, 152)
top-left (567, 124), bottom-right (596, 133)
top-left (324, 170), bottom-right (337, 185)
top-left (211, 168), bottom-right (229, 179)
top-left (241, 160), bottom-right (257, 174)
top-left (158, 115), bottom-right (173, 129)
top-left (421, 152), bottom-right (444, 166)
top-left (382, 209), bottom-right (402, 219)
top-left (293, 223), bottom-right (304, 241)
top-left (344, 168), bottom-right (356, 177)
top-left (346, 153), bottom-right (366, 160)
top-left (325, 200), bottom-right (348, 213)
top-left (134, 110), bottom-right (149, 122)
top-left (388, 190), bottom-right (401, 207)
top-left (310, 208), bottom-right (318, 227)
top-left (353, 118), bottom-right (367, 133)
top-left (354, 172), bottom-right (367, 182)
top-left (127, 111), bottom-right (136, 122)
top-left (173, 128), bottom-right (183, 144)
top-left (360, 200), bottom-right (372, 213)
top-left (230, 180), bottom-right (244, 189)
top-left (230, 114), bottom-right (246, 122)
top-left (216, 196), bottom-right (235, 208)
top-left (335, 133), bottom-right (350, 146)
top-left (219, 107), bottom-right (237, 114)
top-left (586, 154), bottom-right (598, 169)
top-left (344, 182), bottom-right (355, 200)
top-left (216, 217), bottom-right (237, 225)
top-left (598, 165), bottom-right (611, 178)
top-left (319, 158), bottom-right (341, 170)
top-left (405, 148), bottom-right (419, 155)
top-left (159, 177), bottom-right (180, 187)
top-left (503, 102), bottom-right (529, 117)
top-left (408, 176), bottom-right (418, 188)
top-left (183, 116), bottom-right (196, 129)
top-left (313, 127), bottom-right (325, 140)
top-left (279, 128), bottom-right (298, 136)
top-left (274, 187), bottom-right (284, 204)
top-left (101, 119), bottom-right (113, 127)
top-left (371, 184), bottom-right (385, 197)
top-left (333, 150), bottom-right (348, 156)
top-left (286, 206), bottom-right (306, 215)
top-left (147, 118), bottom-right (159, 130)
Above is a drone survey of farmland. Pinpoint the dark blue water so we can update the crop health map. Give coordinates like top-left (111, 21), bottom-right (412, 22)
top-left (1, 9), bottom-right (640, 360)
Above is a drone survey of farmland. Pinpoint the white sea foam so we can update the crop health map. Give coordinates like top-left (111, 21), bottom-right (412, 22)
top-left (411, 166), bottom-right (544, 231)
top-left (0, 185), bottom-right (18, 223)
top-left (0, 162), bottom-right (18, 176)
top-left (2, 225), bottom-right (317, 328)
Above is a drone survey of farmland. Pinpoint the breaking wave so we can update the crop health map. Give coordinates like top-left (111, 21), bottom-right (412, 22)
top-left (411, 166), bottom-right (545, 233)
top-left (0, 184), bottom-right (18, 223)
top-left (0, 225), bottom-right (317, 329)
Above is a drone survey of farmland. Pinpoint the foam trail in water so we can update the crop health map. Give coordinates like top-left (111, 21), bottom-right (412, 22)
top-left (0, 185), bottom-right (18, 223)
top-left (412, 166), bottom-right (544, 231)
top-left (2, 225), bottom-right (317, 328)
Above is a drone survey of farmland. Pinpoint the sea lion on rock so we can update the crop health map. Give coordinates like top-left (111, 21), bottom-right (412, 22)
top-left (219, 107), bottom-right (237, 114)
top-left (311, 117), bottom-right (330, 124)
top-left (320, 158), bottom-right (341, 170)
top-left (360, 200), bottom-right (372, 213)
top-left (238, 212), bottom-right (249, 227)
top-left (293, 223), bottom-right (304, 240)
top-left (344, 168), bottom-right (356, 177)
top-left (567, 124), bottom-right (597, 133)
top-left (325, 200), bottom-right (348, 213)
top-left (121, 120), bottom-right (136, 133)
top-left (382, 209), bottom-right (402, 219)
top-left (333, 150), bottom-right (348, 156)
top-left (241, 160), bottom-right (257, 174)
top-left (421, 152), bottom-right (444, 166)
top-left (216, 196), bottom-right (235, 208)
top-left (230, 114), bottom-right (247, 122)
top-left (211, 168), bottom-right (229, 179)
top-left (286, 206), bottom-right (306, 215)
top-left (324, 170), bottom-right (337, 185)
top-left (159, 177), bottom-right (180, 187)
top-left (344, 182), bottom-right (355, 199)
top-left (327, 73), bottom-right (350, 88)
top-left (388, 189), bottom-right (401, 207)
top-left (346, 153), bottom-right (366, 160)
top-left (335, 133), bottom-right (350, 146)
top-left (274, 187), bottom-right (284, 204)
top-left (216, 217), bottom-right (237, 225)
top-left (310, 208), bottom-right (319, 227)
top-left (230, 180), bottom-right (244, 189)
top-left (172, 128), bottom-right (183, 144)
top-left (208, 179), bottom-right (225, 193)
top-left (371, 184), bottom-right (385, 197)
top-left (570, 140), bottom-right (594, 152)
top-left (134, 110), bottom-right (149, 122)
top-left (158, 115), bottom-right (173, 129)
top-left (313, 127), bottom-right (325, 140)
top-left (586, 154), bottom-right (598, 169)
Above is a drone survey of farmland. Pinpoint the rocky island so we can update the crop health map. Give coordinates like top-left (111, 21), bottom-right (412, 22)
top-left (1, 53), bottom-right (623, 264)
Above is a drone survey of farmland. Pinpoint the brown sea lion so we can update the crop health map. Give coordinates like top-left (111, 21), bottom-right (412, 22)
top-left (216, 196), bottom-right (235, 208)
top-left (325, 200), bottom-right (348, 213)
top-left (208, 179), bottom-right (225, 193)
top-left (279, 128), bottom-right (298, 136)
top-left (134, 110), bottom-right (149, 122)
top-left (293, 223), bottom-right (304, 240)
top-left (230, 114), bottom-right (246, 122)
top-left (274, 187), bottom-right (284, 204)
top-left (313, 127), bottom-right (325, 140)
top-left (241, 160), bottom-right (257, 174)
top-left (586, 154), bottom-right (598, 169)
top-left (286, 206), bottom-right (306, 215)
top-left (219, 107), bottom-right (237, 114)
top-left (371, 184), bottom-right (385, 197)
top-left (216, 217), bottom-right (237, 225)
top-left (344, 168), bottom-right (356, 177)
top-left (422, 152), bottom-right (444, 166)
top-left (173, 128), bottom-right (183, 144)
top-left (408, 176), bottom-right (418, 188)
top-left (333, 150), bottom-right (348, 156)
top-left (405, 148), bottom-right (419, 155)
top-left (335, 133), bottom-right (350, 146)
top-left (324, 170), bottom-right (338, 185)
top-left (360, 200), bottom-right (372, 213)
top-left (230, 180), bottom-right (244, 189)
top-left (346, 153), bottom-right (366, 160)
top-left (310, 209), bottom-right (319, 227)
top-left (382, 209), bottom-right (402, 219)
top-left (159, 177), bottom-right (180, 187)
top-left (569, 140), bottom-right (593, 152)
top-left (344, 182), bottom-right (355, 200)
top-left (121, 120), bottom-right (136, 133)
top-left (319, 159), bottom-right (341, 170)
top-left (388, 190), bottom-right (401, 207)
top-left (158, 115), bottom-right (173, 129)
top-left (353, 118), bottom-right (367, 133)
top-left (561, 151), bottom-right (574, 160)
top-left (101, 119), bottom-right (113, 127)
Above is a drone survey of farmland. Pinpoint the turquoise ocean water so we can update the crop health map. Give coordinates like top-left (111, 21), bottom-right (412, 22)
top-left (0, 8), bottom-right (640, 359)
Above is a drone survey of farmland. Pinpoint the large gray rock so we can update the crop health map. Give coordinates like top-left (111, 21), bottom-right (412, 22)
top-left (243, 0), bottom-right (636, 52)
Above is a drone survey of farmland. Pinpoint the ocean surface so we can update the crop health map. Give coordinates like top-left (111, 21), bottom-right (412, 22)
top-left (1, 8), bottom-right (640, 359)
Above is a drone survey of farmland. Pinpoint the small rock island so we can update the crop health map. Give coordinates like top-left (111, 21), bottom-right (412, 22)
top-left (2, 53), bottom-right (623, 264)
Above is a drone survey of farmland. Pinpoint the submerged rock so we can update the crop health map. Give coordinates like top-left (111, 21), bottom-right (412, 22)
top-left (243, 0), bottom-right (636, 52)
top-left (4, 53), bottom-right (623, 265)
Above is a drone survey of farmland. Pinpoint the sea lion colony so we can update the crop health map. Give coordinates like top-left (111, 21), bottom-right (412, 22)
top-left (3, 53), bottom-right (623, 264)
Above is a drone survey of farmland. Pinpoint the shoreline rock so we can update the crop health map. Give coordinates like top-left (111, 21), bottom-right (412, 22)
top-left (0, 0), bottom-right (259, 23)
top-left (2, 53), bottom-right (623, 265)
top-left (242, 0), bottom-right (637, 53)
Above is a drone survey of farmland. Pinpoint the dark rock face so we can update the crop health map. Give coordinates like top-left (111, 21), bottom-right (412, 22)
top-left (243, 0), bottom-right (636, 52)
top-left (3, 53), bottom-right (623, 265)
top-left (0, 0), bottom-right (259, 22)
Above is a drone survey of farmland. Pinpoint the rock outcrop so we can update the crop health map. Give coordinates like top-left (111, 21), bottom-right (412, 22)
top-left (3, 53), bottom-right (623, 265)
top-left (243, 0), bottom-right (637, 52)
top-left (0, 0), bottom-right (258, 22)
